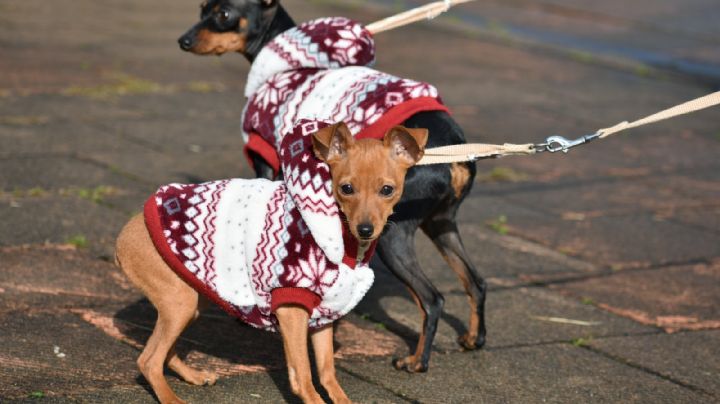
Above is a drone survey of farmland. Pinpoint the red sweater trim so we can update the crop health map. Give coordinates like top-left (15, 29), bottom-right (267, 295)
top-left (243, 97), bottom-right (448, 172)
top-left (356, 96), bottom-right (449, 140)
top-left (143, 197), bottom-right (245, 319)
top-left (270, 287), bottom-right (322, 315)
top-left (244, 132), bottom-right (281, 177)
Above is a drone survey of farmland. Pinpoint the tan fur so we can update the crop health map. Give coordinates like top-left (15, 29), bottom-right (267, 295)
top-left (115, 123), bottom-right (426, 403)
top-left (193, 26), bottom-right (248, 55)
top-left (313, 123), bottom-right (427, 241)
top-left (450, 162), bottom-right (470, 199)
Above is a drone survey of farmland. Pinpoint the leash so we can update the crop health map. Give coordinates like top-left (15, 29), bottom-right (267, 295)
top-left (365, 2), bottom-right (720, 165)
top-left (366, 0), bottom-right (474, 35)
top-left (417, 91), bottom-right (720, 165)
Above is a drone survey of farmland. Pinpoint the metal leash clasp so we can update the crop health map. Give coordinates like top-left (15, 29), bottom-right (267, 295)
top-left (535, 133), bottom-right (600, 153)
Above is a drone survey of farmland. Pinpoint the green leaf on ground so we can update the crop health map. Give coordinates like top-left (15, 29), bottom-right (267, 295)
top-left (28, 391), bottom-right (45, 398)
top-left (66, 234), bottom-right (88, 249)
top-left (571, 337), bottom-right (592, 347)
top-left (487, 215), bottom-right (509, 235)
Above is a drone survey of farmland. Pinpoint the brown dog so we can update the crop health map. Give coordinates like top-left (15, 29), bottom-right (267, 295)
top-left (115, 123), bottom-right (427, 404)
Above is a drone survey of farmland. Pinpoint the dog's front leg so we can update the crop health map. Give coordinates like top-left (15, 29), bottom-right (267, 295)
top-left (311, 324), bottom-right (350, 404)
top-left (275, 306), bottom-right (324, 404)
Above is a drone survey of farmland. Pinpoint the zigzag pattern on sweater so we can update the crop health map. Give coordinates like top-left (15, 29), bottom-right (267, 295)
top-left (242, 17), bottom-right (447, 263)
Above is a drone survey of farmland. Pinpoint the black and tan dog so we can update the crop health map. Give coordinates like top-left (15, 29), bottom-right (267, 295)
top-left (178, 0), bottom-right (486, 373)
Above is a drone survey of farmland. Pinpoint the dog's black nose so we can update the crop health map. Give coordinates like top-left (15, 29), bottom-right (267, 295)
top-left (357, 223), bottom-right (374, 239)
top-left (178, 35), bottom-right (194, 51)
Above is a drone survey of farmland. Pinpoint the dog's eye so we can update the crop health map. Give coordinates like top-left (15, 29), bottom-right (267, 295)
top-left (340, 184), bottom-right (354, 195)
top-left (380, 185), bottom-right (394, 197)
top-left (218, 9), bottom-right (231, 22)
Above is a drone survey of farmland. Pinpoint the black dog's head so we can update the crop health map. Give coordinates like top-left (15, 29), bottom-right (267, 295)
top-left (178, 0), bottom-right (280, 58)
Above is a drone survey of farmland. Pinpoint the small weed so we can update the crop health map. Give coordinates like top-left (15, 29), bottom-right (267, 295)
top-left (569, 50), bottom-right (594, 64)
top-left (477, 167), bottom-right (528, 183)
top-left (66, 235), bottom-right (88, 249)
top-left (634, 64), bottom-right (651, 77)
top-left (62, 72), bottom-right (167, 100)
top-left (0, 115), bottom-right (50, 126)
top-left (571, 337), bottom-right (592, 347)
top-left (581, 297), bottom-right (594, 305)
top-left (359, 313), bottom-right (371, 321)
top-left (62, 186), bottom-right (118, 204)
top-left (11, 187), bottom-right (48, 198)
top-left (27, 187), bottom-right (47, 197)
top-left (374, 322), bottom-right (387, 330)
top-left (487, 20), bottom-right (510, 38)
top-left (715, 131), bottom-right (720, 141)
top-left (186, 81), bottom-right (225, 93)
top-left (28, 391), bottom-right (45, 399)
top-left (487, 215), bottom-right (508, 235)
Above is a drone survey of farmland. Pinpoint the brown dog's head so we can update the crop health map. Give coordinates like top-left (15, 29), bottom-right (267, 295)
top-left (177, 0), bottom-right (279, 57)
top-left (312, 122), bottom-right (428, 241)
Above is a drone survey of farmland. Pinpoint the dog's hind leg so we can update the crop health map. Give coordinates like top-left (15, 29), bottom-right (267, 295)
top-left (421, 210), bottom-right (486, 350)
top-left (166, 297), bottom-right (218, 386)
top-left (376, 222), bottom-right (444, 373)
top-left (116, 215), bottom-right (216, 403)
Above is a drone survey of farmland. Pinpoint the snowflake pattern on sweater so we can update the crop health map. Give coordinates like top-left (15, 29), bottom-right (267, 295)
top-left (242, 17), bottom-right (448, 265)
top-left (241, 17), bottom-right (447, 167)
top-left (144, 172), bottom-right (376, 331)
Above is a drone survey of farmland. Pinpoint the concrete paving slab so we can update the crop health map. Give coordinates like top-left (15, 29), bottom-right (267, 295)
top-left (357, 265), bottom-right (653, 352)
top-left (342, 343), bottom-right (707, 403)
top-left (554, 261), bottom-right (720, 332)
top-left (0, 311), bottom-right (141, 400)
top-left (412, 223), bottom-right (597, 287)
top-left (0, 196), bottom-right (129, 257)
top-left (458, 194), bottom-right (720, 269)
top-left (0, 245), bottom-right (138, 311)
top-left (496, 173), bottom-right (720, 219)
top-left (0, 155), bottom-right (142, 193)
top-left (588, 330), bottom-right (720, 397)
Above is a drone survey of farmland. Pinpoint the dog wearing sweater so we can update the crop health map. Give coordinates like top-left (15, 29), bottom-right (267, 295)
top-left (115, 122), bottom-right (427, 404)
top-left (178, 0), bottom-right (486, 373)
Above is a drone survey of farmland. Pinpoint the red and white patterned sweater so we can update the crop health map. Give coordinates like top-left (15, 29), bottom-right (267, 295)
top-left (241, 17), bottom-right (448, 175)
top-left (145, 121), bottom-right (377, 331)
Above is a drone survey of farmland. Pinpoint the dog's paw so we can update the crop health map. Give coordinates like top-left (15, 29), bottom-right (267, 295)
top-left (392, 356), bottom-right (428, 373)
top-left (457, 333), bottom-right (486, 351)
top-left (184, 370), bottom-right (218, 386)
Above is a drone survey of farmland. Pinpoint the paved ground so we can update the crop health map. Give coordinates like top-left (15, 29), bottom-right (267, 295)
top-left (1, 0), bottom-right (719, 402)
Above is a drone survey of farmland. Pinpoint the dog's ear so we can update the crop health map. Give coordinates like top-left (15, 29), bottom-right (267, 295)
top-left (384, 126), bottom-right (428, 167)
top-left (312, 122), bottom-right (355, 163)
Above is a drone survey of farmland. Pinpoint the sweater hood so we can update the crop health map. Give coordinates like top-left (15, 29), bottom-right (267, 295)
top-left (244, 17), bottom-right (375, 97)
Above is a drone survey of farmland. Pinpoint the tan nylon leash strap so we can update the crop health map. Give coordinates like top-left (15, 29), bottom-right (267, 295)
top-left (417, 91), bottom-right (720, 165)
top-left (597, 91), bottom-right (720, 138)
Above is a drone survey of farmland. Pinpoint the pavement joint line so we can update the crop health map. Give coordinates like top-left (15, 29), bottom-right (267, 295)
top-left (90, 120), bottom-right (166, 153)
top-left (0, 151), bottom-right (157, 188)
top-left (663, 215), bottom-right (720, 237)
top-left (472, 163), bottom-right (720, 198)
top-left (0, 282), bottom-right (125, 301)
top-left (481, 256), bottom-right (715, 292)
top-left (479, 330), bottom-right (665, 353)
top-left (577, 344), bottom-right (717, 398)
